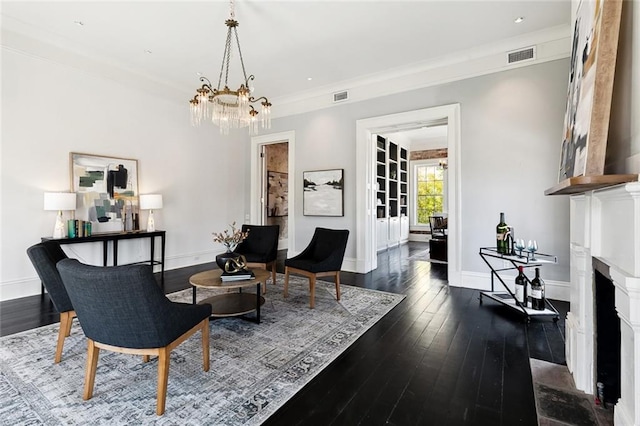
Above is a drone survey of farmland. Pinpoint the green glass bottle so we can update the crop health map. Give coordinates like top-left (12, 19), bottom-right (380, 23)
top-left (496, 212), bottom-right (509, 254)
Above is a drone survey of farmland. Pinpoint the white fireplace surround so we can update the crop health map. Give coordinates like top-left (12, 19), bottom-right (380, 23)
top-left (566, 182), bottom-right (640, 426)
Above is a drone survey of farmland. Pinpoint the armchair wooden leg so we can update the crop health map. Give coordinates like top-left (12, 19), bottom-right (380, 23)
top-left (284, 267), bottom-right (290, 298)
top-left (335, 271), bottom-right (341, 301)
top-left (55, 311), bottom-right (74, 363)
top-left (271, 262), bottom-right (277, 289)
top-left (202, 319), bottom-right (210, 372)
top-left (143, 355), bottom-right (151, 363)
top-left (156, 348), bottom-right (170, 416)
top-left (309, 275), bottom-right (316, 309)
top-left (83, 339), bottom-right (100, 400)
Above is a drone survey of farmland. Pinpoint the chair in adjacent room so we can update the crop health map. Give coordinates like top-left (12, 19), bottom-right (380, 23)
top-left (233, 224), bottom-right (280, 293)
top-left (429, 215), bottom-right (448, 262)
top-left (26, 241), bottom-right (76, 363)
top-left (284, 227), bottom-right (349, 309)
top-left (56, 259), bottom-right (212, 416)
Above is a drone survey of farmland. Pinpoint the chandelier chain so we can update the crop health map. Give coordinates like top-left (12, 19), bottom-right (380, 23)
top-left (218, 26), bottom-right (233, 89)
top-left (232, 27), bottom-right (250, 86)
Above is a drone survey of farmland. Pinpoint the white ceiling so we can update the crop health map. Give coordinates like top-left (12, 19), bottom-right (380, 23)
top-left (381, 124), bottom-right (448, 151)
top-left (1, 1), bottom-right (571, 106)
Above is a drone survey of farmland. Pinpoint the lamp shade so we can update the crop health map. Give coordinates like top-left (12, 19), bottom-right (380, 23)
top-left (44, 192), bottom-right (76, 211)
top-left (139, 194), bottom-right (163, 210)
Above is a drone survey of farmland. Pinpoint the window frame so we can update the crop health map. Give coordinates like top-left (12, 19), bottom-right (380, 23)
top-left (410, 159), bottom-right (448, 230)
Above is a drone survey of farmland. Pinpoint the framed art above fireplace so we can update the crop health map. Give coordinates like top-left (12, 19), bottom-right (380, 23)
top-left (557, 0), bottom-right (622, 181)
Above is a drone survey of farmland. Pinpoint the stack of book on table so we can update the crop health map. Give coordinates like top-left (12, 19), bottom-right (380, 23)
top-left (221, 269), bottom-right (255, 282)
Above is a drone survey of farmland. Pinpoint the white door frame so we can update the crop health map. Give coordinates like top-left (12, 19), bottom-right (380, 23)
top-left (355, 104), bottom-right (461, 286)
top-left (250, 130), bottom-right (296, 254)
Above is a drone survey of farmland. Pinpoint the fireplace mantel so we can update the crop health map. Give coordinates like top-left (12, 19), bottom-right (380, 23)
top-left (566, 182), bottom-right (640, 426)
top-left (545, 174), bottom-right (638, 196)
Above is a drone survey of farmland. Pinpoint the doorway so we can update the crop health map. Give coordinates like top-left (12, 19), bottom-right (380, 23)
top-left (250, 131), bottom-right (296, 253)
top-left (355, 104), bottom-right (461, 285)
top-left (263, 142), bottom-right (289, 249)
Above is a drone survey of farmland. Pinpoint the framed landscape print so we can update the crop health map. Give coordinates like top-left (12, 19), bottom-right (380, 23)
top-left (303, 169), bottom-right (344, 216)
top-left (267, 171), bottom-right (288, 217)
top-left (558, 0), bottom-right (622, 181)
top-left (70, 153), bottom-right (139, 222)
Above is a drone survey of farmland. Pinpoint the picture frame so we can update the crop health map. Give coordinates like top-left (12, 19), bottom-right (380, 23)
top-left (70, 152), bottom-right (139, 222)
top-left (558, 0), bottom-right (622, 181)
top-left (303, 169), bottom-right (344, 216)
top-left (267, 171), bottom-right (288, 217)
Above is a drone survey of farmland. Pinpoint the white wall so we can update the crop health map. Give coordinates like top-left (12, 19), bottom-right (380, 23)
top-left (259, 59), bottom-right (571, 283)
top-left (1, 48), bottom-right (247, 300)
top-left (2, 44), bottom-right (573, 301)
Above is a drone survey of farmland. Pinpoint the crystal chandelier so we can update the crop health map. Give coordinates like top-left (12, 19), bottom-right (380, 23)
top-left (189, 0), bottom-right (271, 135)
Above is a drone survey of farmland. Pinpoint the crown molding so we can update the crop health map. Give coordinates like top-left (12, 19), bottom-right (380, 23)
top-left (2, 23), bottom-right (571, 120)
top-left (271, 25), bottom-right (571, 119)
top-left (1, 29), bottom-right (185, 104)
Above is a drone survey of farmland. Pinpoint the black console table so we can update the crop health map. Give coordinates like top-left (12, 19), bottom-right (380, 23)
top-left (41, 230), bottom-right (166, 291)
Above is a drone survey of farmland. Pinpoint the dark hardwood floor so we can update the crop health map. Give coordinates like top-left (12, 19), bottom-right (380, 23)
top-left (0, 242), bottom-right (568, 425)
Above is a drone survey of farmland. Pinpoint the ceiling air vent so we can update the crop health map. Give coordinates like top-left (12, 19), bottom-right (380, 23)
top-left (507, 46), bottom-right (536, 64)
top-left (333, 90), bottom-right (349, 103)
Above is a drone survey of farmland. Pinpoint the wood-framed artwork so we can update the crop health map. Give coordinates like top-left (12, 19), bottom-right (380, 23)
top-left (558, 0), bottom-right (622, 181)
top-left (70, 153), bottom-right (139, 222)
top-left (303, 169), bottom-right (344, 216)
top-left (267, 171), bottom-right (288, 217)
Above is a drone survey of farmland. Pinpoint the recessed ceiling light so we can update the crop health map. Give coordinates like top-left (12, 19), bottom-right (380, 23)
top-left (144, 50), bottom-right (153, 54)
top-left (74, 20), bottom-right (84, 26)
top-left (307, 77), bottom-right (313, 81)
top-left (514, 17), bottom-right (525, 23)
top-left (196, 72), bottom-right (203, 76)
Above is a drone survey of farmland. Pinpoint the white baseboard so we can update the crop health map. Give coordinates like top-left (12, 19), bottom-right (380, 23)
top-left (0, 277), bottom-right (42, 302)
top-left (341, 257), bottom-right (358, 273)
top-left (460, 271), bottom-right (570, 302)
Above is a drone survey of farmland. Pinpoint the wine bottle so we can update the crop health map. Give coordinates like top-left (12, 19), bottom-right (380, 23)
top-left (496, 212), bottom-right (509, 254)
top-left (530, 267), bottom-right (545, 310)
top-left (514, 266), bottom-right (527, 306)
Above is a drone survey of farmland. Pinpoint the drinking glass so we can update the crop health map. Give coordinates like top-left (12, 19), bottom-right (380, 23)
top-left (515, 239), bottom-right (525, 257)
top-left (527, 240), bottom-right (538, 261)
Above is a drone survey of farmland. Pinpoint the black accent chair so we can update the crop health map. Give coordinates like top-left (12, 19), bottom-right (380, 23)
top-left (56, 259), bottom-right (212, 416)
top-left (284, 228), bottom-right (349, 309)
top-left (233, 224), bottom-right (279, 293)
top-left (429, 215), bottom-right (448, 262)
top-left (26, 242), bottom-right (76, 363)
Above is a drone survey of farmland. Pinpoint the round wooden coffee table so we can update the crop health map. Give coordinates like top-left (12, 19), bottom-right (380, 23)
top-left (189, 269), bottom-right (269, 323)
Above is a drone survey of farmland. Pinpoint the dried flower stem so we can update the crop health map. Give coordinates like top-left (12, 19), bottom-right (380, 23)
top-left (212, 221), bottom-right (249, 251)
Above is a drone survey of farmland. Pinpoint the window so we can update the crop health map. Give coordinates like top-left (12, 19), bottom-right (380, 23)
top-left (413, 162), bottom-right (445, 226)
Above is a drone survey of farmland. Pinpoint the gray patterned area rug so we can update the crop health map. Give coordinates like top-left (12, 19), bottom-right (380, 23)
top-left (0, 274), bottom-right (404, 425)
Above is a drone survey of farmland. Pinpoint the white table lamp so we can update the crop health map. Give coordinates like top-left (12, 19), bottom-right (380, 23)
top-left (139, 194), bottom-right (163, 232)
top-left (44, 192), bottom-right (76, 239)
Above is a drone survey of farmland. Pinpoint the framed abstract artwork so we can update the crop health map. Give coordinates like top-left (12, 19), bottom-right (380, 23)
top-left (267, 171), bottom-right (288, 217)
top-left (303, 169), bottom-right (344, 216)
top-left (70, 153), bottom-right (139, 222)
top-left (558, 0), bottom-right (622, 181)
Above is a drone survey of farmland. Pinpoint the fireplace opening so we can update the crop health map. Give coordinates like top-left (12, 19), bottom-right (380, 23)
top-left (594, 268), bottom-right (621, 405)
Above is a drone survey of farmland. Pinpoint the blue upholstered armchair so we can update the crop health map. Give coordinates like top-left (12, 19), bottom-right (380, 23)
top-left (56, 259), bottom-right (212, 415)
top-left (284, 227), bottom-right (349, 308)
top-left (233, 224), bottom-right (279, 292)
top-left (26, 242), bottom-right (75, 363)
